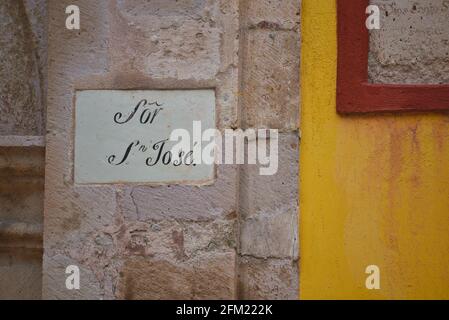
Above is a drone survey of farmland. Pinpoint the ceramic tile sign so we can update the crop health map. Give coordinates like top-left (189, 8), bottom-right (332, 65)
top-left (74, 90), bottom-right (215, 184)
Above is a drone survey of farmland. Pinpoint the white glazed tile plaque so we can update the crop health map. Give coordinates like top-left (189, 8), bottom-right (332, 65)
top-left (74, 90), bottom-right (215, 184)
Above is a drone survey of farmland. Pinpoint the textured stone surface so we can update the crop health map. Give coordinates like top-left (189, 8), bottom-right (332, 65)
top-left (0, 249), bottom-right (43, 300)
top-left (43, 254), bottom-right (103, 300)
top-left (240, 210), bottom-right (298, 259)
top-left (44, 1), bottom-right (116, 299)
top-left (0, 147), bottom-right (44, 224)
top-left (118, 165), bottom-right (238, 222)
top-left (0, 136), bottom-right (45, 147)
top-left (239, 134), bottom-right (298, 220)
top-left (41, 0), bottom-right (302, 300)
top-left (241, 30), bottom-right (300, 129)
top-left (369, 0), bottom-right (449, 84)
top-left (237, 0), bottom-right (300, 299)
top-left (45, 214), bottom-right (236, 299)
top-left (237, 133), bottom-right (298, 299)
top-left (117, 252), bottom-right (236, 300)
top-left (44, 0), bottom-right (240, 300)
top-left (239, 133), bottom-right (299, 260)
top-left (0, 0), bottom-right (46, 135)
top-left (111, 0), bottom-right (220, 80)
top-left (0, 145), bottom-right (45, 300)
top-left (240, 0), bottom-right (300, 130)
top-left (0, 0), bottom-right (46, 288)
top-left (239, 257), bottom-right (298, 300)
top-left (246, 0), bottom-right (301, 30)
top-left (109, 0), bottom-right (239, 128)
top-left (0, 0), bottom-right (304, 300)
top-left (24, 0), bottom-right (47, 114)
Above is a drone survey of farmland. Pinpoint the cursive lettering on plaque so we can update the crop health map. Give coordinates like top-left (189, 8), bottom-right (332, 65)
top-left (107, 99), bottom-right (195, 168)
top-left (113, 99), bottom-right (163, 125)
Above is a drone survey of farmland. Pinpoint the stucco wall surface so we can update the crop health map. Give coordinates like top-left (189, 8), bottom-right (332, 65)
top-left (300, 0), bottom-right (449, 299)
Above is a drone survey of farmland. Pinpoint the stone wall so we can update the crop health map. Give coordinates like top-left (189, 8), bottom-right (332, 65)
top-left (238, 0), bottom-right (300, 299)
top-left (0, 0), bottom-right (47, 299)
top-left (0, 0), bottom-right (300, 300)
top-left (42, 0), bottom-right (300, 300)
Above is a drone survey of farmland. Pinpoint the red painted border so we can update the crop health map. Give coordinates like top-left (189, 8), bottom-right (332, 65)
top-left (337, 0), bottom-right (449, 113)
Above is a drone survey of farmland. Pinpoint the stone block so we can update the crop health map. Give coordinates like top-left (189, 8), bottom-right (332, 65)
top-left (118, 165), bottom-right (238, 222)
top-left (245, 0), bottom-right (300, 30)
top-left (0, 248), bottom-right (42, 300)
top-left (239, 256), bottom-right (298, 300)
top-left (0, 1), bottom-right (44, 135)
top-left (240, 210), bottom-right (298, 259)
top-left (239, 133), bottom-right (299, 259)
top-left (239, 133), bottom-right (299, 219)
top-left (117, 251), bottom-right (236, 299)
top-left (43, 253), bottom-right (104, 300)
top-left (106, 218), bottom-right (236, 261)
top-left (241, 29), bottom-right (300, 129)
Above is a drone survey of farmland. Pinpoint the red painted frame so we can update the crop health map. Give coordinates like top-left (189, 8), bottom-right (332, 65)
top-left (337, 0), bottom-right (449, 113)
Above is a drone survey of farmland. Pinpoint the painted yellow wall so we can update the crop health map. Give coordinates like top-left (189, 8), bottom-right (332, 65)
top-left (300, 0), bottom-right (449, 299)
